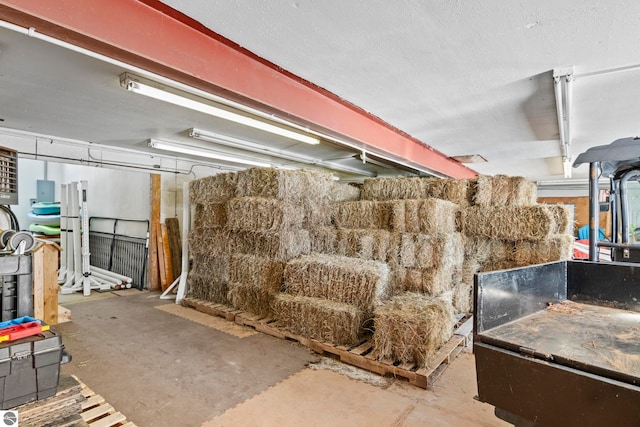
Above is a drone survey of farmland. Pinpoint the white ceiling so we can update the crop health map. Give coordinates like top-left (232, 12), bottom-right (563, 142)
top-left (2, 1), bottom-right (640, 183)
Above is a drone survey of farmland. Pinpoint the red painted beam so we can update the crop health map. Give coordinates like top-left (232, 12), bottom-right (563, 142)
top-left (0, 0), bottom-right (476, 178)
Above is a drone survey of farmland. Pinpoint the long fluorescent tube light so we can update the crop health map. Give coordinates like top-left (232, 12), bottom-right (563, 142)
top-left (148, 139), bottom-right (271, 168)
top-left (122, 75), bottom-right (319, 145)
top-left (554, 67), bottom-right (574, 178)
top-left (189, 128), bottom-right (376, 177)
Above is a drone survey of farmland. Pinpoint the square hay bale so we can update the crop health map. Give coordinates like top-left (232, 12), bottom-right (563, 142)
top-left (473, 175), bottom-right (493, 206)
top-left (513, 234), bottom-right (574, 266)
top-left (330, 182), bottom-right (361, 202)
top-left (228, 282), bottom-right (277, 317)
top-left (191, 254), bottom-right (230, 283)
top-left (390, 266), bottom-right (457, 296)
top-left (189, 172), bottom-right (238, 204)
top-left (228, 254), bottom-right (284, 289)
top-left (188, 273), bottom-right (229, 304)
top-left (361, 177), bottom-right (426, 200)
top-left (273, 294), bottom-right (364, 346)
top-left (236, 168), bottom-right (333, 202)
top-left (309, 227), bottom-right (339, 254)
top-left (230, 230), bottom-right (311, 261)
top-left (443, 179), bottom-right (471, 207)
top-left (193, 202), bottom-right (227, 229)
top-left (488, 239), bottom-right (517, 262)
top-left (452, 282), bottom-right (473, 314)
top-left (544, 205), bottom-right (574, 235)
top-left (480, 260), bottom-right (523, 272)
top-left (283, 253), bottom-right (389, 314)
top-left (226, 197), bottom-right (304, 232)
top-left (491, 175), bottom-right (512, 206)
top-left (462, 206), bottom-right (555, 241)
top-left (188, 229), bottom-right (232, 256)
top-left (303, 200), bottom-right (332, 228)
top-left (332, 201), bottom-right (405, 232)
top-left (422, 178), bottom-right (447, 199)
top-left (335, 229), bottom-right (394, 262)
top-left (461, 259), bottom-right (482, 286)
top-left (472, 175), bottom-right (536, 206)
top-left (404, 199), bottom-right (459, 234)
top-left (373, 293), bottom-right (455, 366)
top-left (399, 233), bottom-right (464, 269)
top-left (508, 176), bottom-right (538, 206)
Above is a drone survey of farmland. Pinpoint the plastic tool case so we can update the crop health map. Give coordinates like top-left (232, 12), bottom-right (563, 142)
top-left (0, 328), bottom-right (69, 409)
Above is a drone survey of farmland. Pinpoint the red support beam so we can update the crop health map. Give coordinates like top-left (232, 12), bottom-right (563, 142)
top-left (0, 0), bottom-right (476, 178)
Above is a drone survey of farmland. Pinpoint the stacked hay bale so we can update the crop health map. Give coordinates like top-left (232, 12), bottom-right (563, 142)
top-left (275, 253), bottom-right (389, 345)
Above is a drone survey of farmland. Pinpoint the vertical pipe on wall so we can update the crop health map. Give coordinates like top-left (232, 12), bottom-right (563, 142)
top-left (589, 162), bottom-right (600, 261)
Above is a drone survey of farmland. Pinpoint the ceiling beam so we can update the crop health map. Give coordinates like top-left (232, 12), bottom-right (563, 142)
top-left (0, 0), bottom-right (476, 178)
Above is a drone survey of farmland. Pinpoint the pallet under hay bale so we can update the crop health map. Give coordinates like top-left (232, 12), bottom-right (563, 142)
top-left (273, 294), bottom-right (364, 346)
top-left (226, 197), bottom-right (304, 232)
top-left (373, 293), bottom-right (455, 366)
top-left (283, 253), bottom-right (389, 314)
top-left (189, 171), bottom-right (238, 204)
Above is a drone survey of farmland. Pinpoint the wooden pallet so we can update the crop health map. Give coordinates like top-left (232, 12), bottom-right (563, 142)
top-left (183, 297), bottom-right (472, 389)
top-left (74, 376), bottom-right (137, 427)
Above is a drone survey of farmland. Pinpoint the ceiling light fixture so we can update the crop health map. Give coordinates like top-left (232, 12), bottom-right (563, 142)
top-left (148, 139), bottom-right (271, 168)
top-left (553, 66), bottom-right (574, 178)
top-left (189, 128), bottom-right (376, 177)
top-left (121, 74), bottom-right (320, 146)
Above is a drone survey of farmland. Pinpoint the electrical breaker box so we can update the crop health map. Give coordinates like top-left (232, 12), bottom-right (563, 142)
top-left (0, 147), bottom-right (17, 206)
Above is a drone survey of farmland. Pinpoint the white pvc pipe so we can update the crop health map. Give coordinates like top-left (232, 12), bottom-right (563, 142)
top-left (175, 182), bottom-right (190, 304)
top-left (58, 183), bottom-right (68, 283)
top-left (90, 265), bottom-right (133, 283)
top-left (90, 270), bottom-right (122, 285)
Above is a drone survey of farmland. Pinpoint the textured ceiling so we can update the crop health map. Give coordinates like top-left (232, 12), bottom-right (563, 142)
top-left (160, 0), bottom-right (640, 182)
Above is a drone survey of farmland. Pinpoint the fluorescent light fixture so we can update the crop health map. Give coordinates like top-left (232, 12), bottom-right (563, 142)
top-left (563, 157), bottom-right (573, 178)
top-left (451, 154), bottom-right (487, 164)
top-left (148, 139), bottom-right (271, 168)
top-left (554, 67), bottom-right (574, 178)
top-left (189, 128), bottom-right (376, 177)
top-left (122, 74), bottom-right (320, 145)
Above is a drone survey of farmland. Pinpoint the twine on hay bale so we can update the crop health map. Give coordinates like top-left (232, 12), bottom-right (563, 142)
top-left (399, 233), bottom-right (464, 269)
top-left (191, 254), bottom-right (230, 283)
top-left (404, 199), bottom-right (459, 234)
top-left (188, 273), bottom-right (229, 305)
top-left (330, 182), bottom-right (361, 202)
top-left (189, 172), bottom-right (238, 204)
top-left (462, 206), bottom-right (555, 241)
top-left (228, 281), bottom-right (278, 317)
top-left (226, 197), bottom-right (304, 232)
top-left (513, 234), bottom-right (574, 266)
top-left (230, 230), bottom-right (311, 261)
top-left (332, 201), bottom-right (406, 232)
top-left (273, 294), bottom-right (364, 346)
top-left (360, 177), bottom-right (426, 200)
top-left (283, 253), bottom-right (389, 314)
top-left (228, 254), bottom-right (284, 289)
top-left (373, 293), bottom-right (455, 366)
top-left (193, 203), bottom-right (228, 229)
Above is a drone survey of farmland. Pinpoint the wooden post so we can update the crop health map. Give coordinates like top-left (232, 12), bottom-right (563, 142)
top-left (157, 222), bottom-right (167, 291)
top-left (149, 174), bottom-right (161, 290)
top-left (33, 243), bottom-right (60, 325)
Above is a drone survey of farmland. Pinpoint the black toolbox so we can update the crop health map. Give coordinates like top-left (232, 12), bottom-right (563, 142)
top-left (0, 328), bottom-right (69, 409)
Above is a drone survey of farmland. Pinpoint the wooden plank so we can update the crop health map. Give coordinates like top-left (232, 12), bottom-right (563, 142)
top-left (89, 412), bottom-right (127, 427)
top-left (82, 394), bottom-right (106, 410)
top-left (148, 173), bottom-right (161, 290)
top-left (32, 245), bottom-right (45, 321)
top-left (351, 341), bottom-right (374, 356)
top-left (161, 223), bottom-right (174, 285)
top-left (58, 305), bottom-right (71, 324)
top-left (454, 316), bottom-right (473, 338)
top-left (165, 217), bottom-right (182, 279)
top-left (156, 222), bottom-right (167, 291)
top-left (81, 403), bottom-right (114, 422)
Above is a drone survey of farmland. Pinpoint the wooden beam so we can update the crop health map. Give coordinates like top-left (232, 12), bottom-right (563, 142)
top-left (149, 173), bottom-right (161, 290)
top-left (165, 217), bottom-right (182, 279)
top-left (33, 243), bottom-right (60, 325)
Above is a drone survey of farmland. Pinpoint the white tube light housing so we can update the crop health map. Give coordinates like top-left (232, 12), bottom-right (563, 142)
top-left (553, 66), bottom-right (574, 178)
top-left (122, 74), bottom-right (320, 145)
top-left (148, 139), bottom-right (271, 168)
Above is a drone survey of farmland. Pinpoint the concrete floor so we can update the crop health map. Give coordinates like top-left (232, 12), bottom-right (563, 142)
top-left (57, 291), bottom-right (507, 427)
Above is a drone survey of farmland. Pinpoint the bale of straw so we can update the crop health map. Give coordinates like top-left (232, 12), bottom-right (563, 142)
top-left (399, 233), bottom-right (464, 269)
top-left (332, 201), bottom-right (406, 232)
top-left (236, 168), bottom-right (333, 202)
top-left (228, 282), bottom-right (277, 317)
top-left (390, 266), bottom-right (458, 296)
top-left (544, 205), bottom-right (573, 235)
top-left (404, 199), bottom-right (459, 234)
top-left (193, 203), bottom-right (228, 229)
top-left (361, 177), bottom-right (426, 200)
top-left (461, 260), bottom-right (482, 286)
top-left (188, 229), bottom-right (232, 256)
top-left (462, 206), bottom-right (555, 241)
top-left (488, 239), bottom-right (517, 262)
top-left (230, 230), bottom-right (311, 261)
top-left (508, 176), bottom-right (538, 206)
top-left (188, 273), bottom-right (229, 304)
top-left (189, 172), bottom-right (238, 204)
top-left (283, 253), bottom-right (389, 314)
top-left (443, 179), bottom-right (471, 207)
top-left (226, 197), bottom-right (304, 232)
top-left (309, 227), bottom-right (339, 254)
top-left (373, 293), bottom-right (455, 366)
top-left (513, 234), bottom-right (574, 266)
top-left (473, 175), bottom-right (493, 206)
top-left (273, 294), bottom-right (364, 346)
top-left (480, 260), bottom-right (522, 272)
top-left (491, 175), bottom-right (512, 206)
top-left (422, 178), bottom-right (447, 199)
top-left (335, 229), bottom-right (394, 262)
top-left (191, 254), bottom-right (230, 283)
top-left (228, 254), bottom-right (284, 290)
top-left (330, 182), bottom-right (361, 202)
top-left (303, 200), bottom-right (332, 228)
top-left (452, 282), bottom-right (473, 314)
